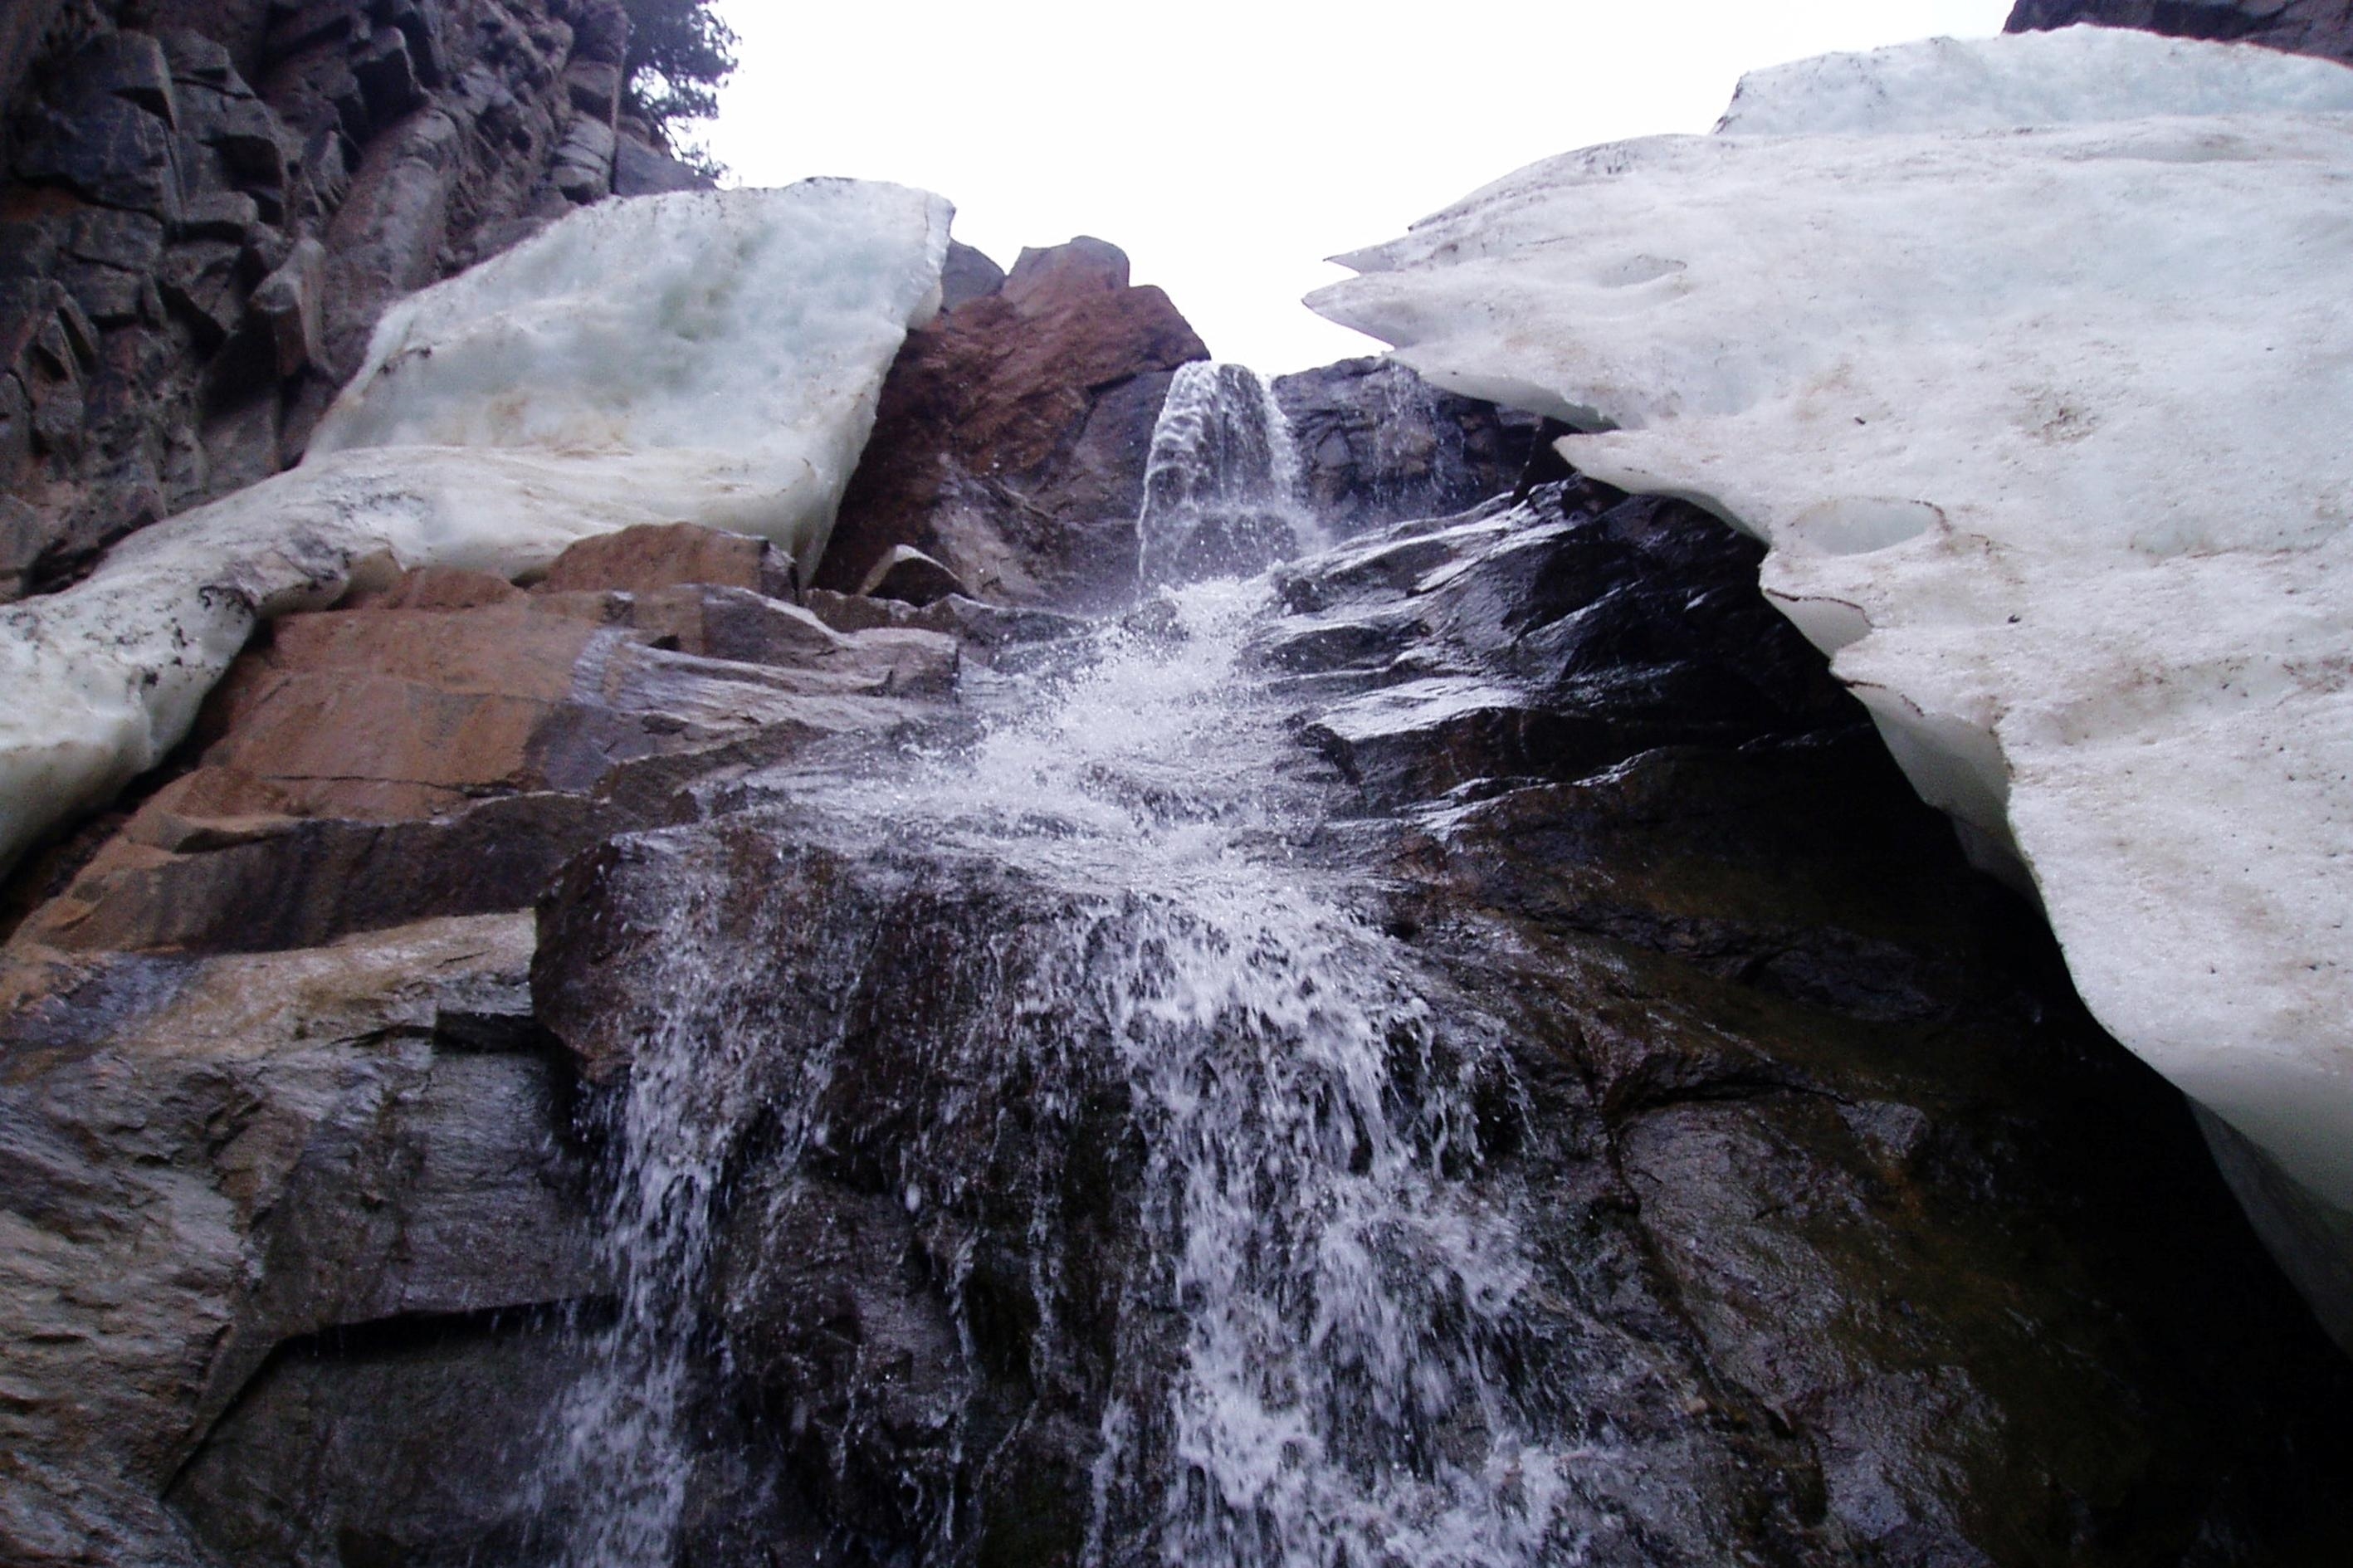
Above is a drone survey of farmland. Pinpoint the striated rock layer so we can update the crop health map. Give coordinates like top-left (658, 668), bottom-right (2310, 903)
top-left (1309, 25), bottom-right (2353, 1350)
top-left (0, 517), bottom-right (979, 1564)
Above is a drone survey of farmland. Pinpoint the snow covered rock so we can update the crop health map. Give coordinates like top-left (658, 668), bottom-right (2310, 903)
top-left (1309, 27), bottom-right (2353, 1337)
top-left (0, 180), bottom-right (949, 876)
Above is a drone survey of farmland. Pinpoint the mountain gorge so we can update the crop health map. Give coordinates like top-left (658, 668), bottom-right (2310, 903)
top-left (1, 3), bottom-right (2349, 1566)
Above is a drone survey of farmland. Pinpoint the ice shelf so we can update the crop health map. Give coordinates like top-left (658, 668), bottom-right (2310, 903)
top-left (1310, 26), bottom-right (2353, 1341)
top-left (0, 180), bottom-right (950, 874)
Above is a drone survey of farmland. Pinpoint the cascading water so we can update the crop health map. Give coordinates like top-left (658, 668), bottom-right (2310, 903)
top-left (534, 868), bottom-right (820, 1567)
top-left (1138, 362), bottom-right (1321, 588)
top-left (879, 584), bottom-right (1569, 1565)
top-left (543, 369), bottom-right (1582, 1565)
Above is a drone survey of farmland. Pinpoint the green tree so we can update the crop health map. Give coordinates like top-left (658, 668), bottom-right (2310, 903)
top-left (621, 0), bottom-right (738, 166)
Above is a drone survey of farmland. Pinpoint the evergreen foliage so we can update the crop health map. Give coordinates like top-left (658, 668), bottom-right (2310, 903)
top-left (621, 0), bottom-right (738, 163)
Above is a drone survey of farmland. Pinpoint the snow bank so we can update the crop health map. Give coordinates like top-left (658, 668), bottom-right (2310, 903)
top-left (0, 180), bottom-right (949, 873)
top-left (1310, 27), bottom-right (2353, 1324)
top-left (1717, 26), bottom-right (2353, 134)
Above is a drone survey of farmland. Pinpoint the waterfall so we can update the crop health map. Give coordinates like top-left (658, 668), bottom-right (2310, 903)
top-left (535, 864), bottom-right (834, 1566)
top-left (857, 581), bottom-right (1570, 1564)
top-left (1138, 362), bottom-right (1321, 587)
top-left (541, 372), bottom-right (1575, 1563)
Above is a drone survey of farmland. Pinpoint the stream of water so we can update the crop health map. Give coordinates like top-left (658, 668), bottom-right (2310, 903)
top-left (548, 364), bottom-right (1573, 1566)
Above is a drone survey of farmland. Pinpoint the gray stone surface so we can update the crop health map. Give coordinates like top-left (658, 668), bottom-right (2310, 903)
top-left (610, 129), bottom-right (707, 197)
top-left (247, 235), bottom-right (325, 377)
top-left (939, 237), bottom-right (1006, 309)
top-left (0, 915), bottom-right (599, 1567)
top-left (1272, 356), bottom-right (1544, 539)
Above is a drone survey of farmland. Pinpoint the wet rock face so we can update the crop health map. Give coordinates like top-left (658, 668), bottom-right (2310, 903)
top-left (13, 482), bottom-right (2353, 1553)
top-left (6, 496), bottom-right (2352, 1556)
top-left (2008, 0), bottom-right (2353, 63)
top-left (530, 830), bottom-right (1159, 1561)
top-left (166, 1309), bottom-right (597, 1567)
top-left (0, 520), bottom-right (1006, 1566)
top-left (0, 913), bottom-right (598, 1566)
top-left (813, 236), bottom-right (1211, 613)
top-left (1269, 491), bottom-right (2353, 1558)
top-left (0, 0), bottom-right (710, 598)
top-left (510, 486), bottom-right (2353, 1564)
top-left (1272, 356), bottom-right (1545, 538)
top-left (1273, 478), bottom-right (1859, 808)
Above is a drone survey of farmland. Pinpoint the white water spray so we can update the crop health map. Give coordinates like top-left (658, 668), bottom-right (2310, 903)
top-left (545, 370), bottom-right (1580, 1565)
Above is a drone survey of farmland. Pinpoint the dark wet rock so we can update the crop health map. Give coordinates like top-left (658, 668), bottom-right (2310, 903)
top-left (530, 828), bottom-right (1167, 1561)
top-left (450, 476), bottom-right (2353, 1565)
top-left (1272, 357), bottom-right (1545, 539)
top-left (0, 510), bottom-right (1007, 1561)
top-left (818, 236), bottom-right (1209, 613)
top-left (7, 456), bottom-right (2352, 1561)
top-left (2009, 0), bottom-right (2353, 62)
top-left (15, 787), bottom-right (626, 955)
top-left (167, 1310), bottom-right (594, 1568)
top-left (1281, 482), bottom-right (1855, 808)
top-left (0, 915), bottom-right (600, 1567)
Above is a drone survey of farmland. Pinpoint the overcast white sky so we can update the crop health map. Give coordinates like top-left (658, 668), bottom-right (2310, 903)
top-left (703, 2), bottom-right (2014, 370)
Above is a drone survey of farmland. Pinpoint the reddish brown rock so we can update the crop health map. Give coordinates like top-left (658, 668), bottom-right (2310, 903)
top-left (348, 562), bottom-right (525, 610)
top-left (816, 236), bottom-right (1209, 613)
top-left (534, 520), bottom-right (797, 598)
top-left (7, 526), bottom-right (957, 957)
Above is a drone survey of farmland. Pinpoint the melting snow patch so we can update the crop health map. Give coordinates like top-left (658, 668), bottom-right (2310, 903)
top-left (0, 180), bottom-right (949, 872)
top-left (1310, 26), bottom-right (2353, 1337)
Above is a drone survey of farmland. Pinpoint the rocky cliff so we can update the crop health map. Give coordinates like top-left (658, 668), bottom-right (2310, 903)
top-left (7, 480), bottom-right (2350, 1564)
top-left (0, 0), bottom-right (705, 601)
top-left (3, 12), bottom-right (2351, 1568)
